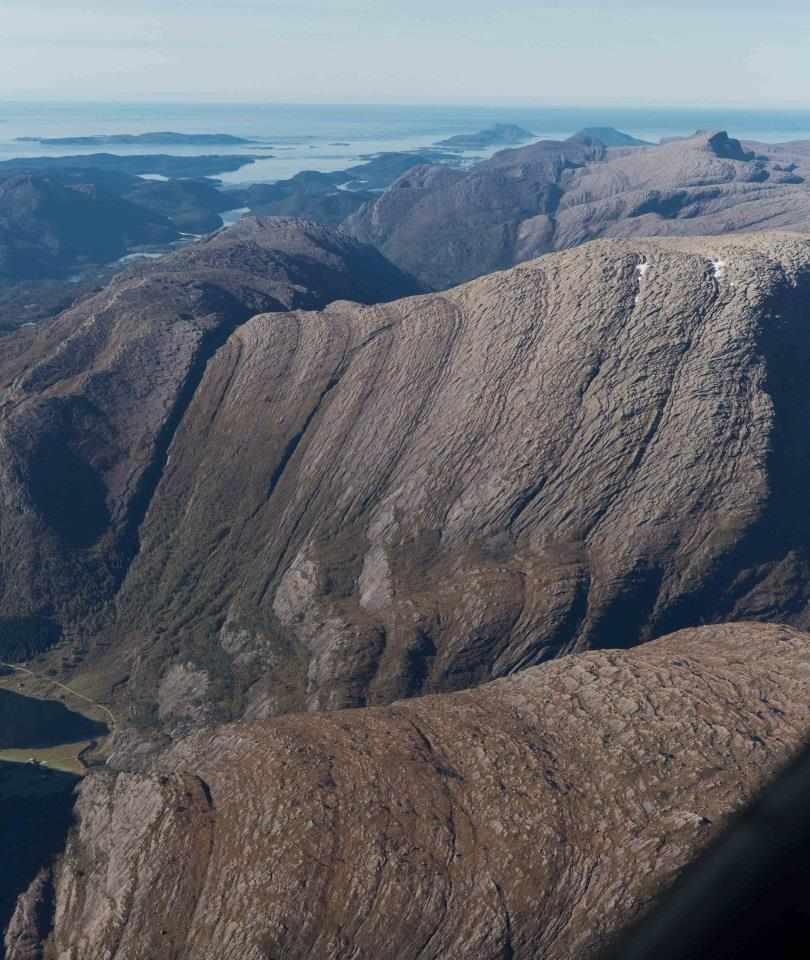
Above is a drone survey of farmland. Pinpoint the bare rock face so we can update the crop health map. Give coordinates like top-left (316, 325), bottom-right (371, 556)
top-left (111, 232), bottom-right (810, 717)
top-left (30, 623), bottom-right (810, 960)
top-left (0, 217), bottom-right (418, 630)
top-left (4, 869), bottom-right (51, 960)
top-left (552, 130), bottom-right (810, 248)
top-left (346, 130), bottom-right (810, 290)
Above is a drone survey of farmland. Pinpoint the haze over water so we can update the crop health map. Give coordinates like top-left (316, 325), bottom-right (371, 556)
top-left (2, 101), bottom-right (810, 185)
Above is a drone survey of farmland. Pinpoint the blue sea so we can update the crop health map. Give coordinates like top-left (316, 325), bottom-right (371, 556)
top-left (1, 101), bottom-right (810, 185)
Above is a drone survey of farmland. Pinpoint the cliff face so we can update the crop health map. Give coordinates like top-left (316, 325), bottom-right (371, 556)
top-left (0, 217), bottom-right (418, 631)
top-left (5, 230), bottom-right (810, 722)
top-left (107, 232), bottom-right (810, 719)
top-left (346, 131), bottom-right (810, 290)
top-left (9, 622), bottom-right (810, 960)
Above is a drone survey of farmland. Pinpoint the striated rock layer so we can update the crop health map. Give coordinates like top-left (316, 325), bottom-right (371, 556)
top-left (110, 232), bottom-right (810, 719)
top-left (5, 229), bottom-right (810, 721)
top-left (8, 623), bottom-right (810, 960)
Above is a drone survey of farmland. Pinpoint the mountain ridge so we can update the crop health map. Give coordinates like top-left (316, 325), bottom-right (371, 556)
top-left (345, 130), bottom-right (810, 289)
top-left (8, 621), bottom-right (809, 960)
top-left (5, 229), bottom-right (804, 728)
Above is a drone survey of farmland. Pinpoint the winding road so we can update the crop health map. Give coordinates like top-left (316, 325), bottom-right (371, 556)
top-left (0, 660), bottom-right (117, 763)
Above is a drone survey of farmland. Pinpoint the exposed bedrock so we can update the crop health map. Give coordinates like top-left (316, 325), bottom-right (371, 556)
top-left (115, 233), bottom-right (810, 717)
top-left (10, 623), bottom-right (810, 960)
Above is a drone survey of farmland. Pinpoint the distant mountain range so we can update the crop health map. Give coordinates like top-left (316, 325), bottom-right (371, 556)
top-left (0, 151), bottom-right (269, 179)
top-left (346, 129), bottom-right (810, 288)
top-left (15, 131), bottom-right (258, 146)
top-left (2, 125), bottom-right (810, 316)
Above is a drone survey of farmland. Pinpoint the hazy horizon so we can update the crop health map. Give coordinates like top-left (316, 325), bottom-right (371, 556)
top-left (2, 0), bottom-right (809, 106)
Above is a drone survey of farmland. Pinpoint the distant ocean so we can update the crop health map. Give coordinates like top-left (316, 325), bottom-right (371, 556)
top-left (2, 101), bottom-right (810, 185)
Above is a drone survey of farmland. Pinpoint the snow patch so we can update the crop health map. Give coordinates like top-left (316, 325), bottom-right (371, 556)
top-left (710, 259), bottom-right (727, 280)
top-left (634, 260), bottom-right (649, 303)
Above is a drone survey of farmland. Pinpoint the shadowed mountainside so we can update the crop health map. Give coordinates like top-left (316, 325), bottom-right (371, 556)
top-left (1, 764), bottom-right (79, 960)
top-left (121, 178), bottom-right (235, 233)
top-left (0, 216), bottom-right (418, 637)
top-left (7, 622), bottom-right (809, 960)
top-left (0, 175), bottom-right (178, 279)
top-left (345, 133), bottom-right (607, 289)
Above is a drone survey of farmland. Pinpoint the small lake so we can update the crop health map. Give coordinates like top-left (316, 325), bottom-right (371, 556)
top-left (0, 687), bottom-right (107, 751)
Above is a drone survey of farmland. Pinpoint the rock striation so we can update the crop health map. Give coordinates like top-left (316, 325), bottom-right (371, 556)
top-left (9, 622), bottom-right (810, 960)
top-left (104, 232), bottom-right (810, 719)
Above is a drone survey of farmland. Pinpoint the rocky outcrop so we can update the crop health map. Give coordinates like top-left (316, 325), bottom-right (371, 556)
top-left (108, 232), bottom-right (810, 718)
top-left (346, 130), bottom-right (810, 290)
top-left (21, 623), bottom-right (810, 960)
top-left (0, 217), bottom-right (418, 632)
top-left (0, 763), bottom-right (79, 960)
top-left (4, 869), bottom-right (51, 960)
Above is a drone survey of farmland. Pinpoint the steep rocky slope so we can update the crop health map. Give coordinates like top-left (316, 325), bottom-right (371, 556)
top-left (8, 622), bottom-right (810, 960)
top-left (103, 232), bottom-right (810, 721)
top-left (5, 230), bottom-right (810, 723)
top-left (0, 217), bottom-right (418, 636)
top-left (346, 130), bottom-right (810, 289)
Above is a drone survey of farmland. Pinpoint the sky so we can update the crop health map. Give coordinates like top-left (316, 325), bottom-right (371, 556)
top-left (1, 0), bottom-right (809, 105)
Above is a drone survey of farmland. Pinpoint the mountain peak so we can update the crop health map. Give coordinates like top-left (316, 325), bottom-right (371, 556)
top-left (574, 126), bottom-right (652, 147)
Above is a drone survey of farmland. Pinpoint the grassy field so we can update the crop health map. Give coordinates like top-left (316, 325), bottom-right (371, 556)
top-left (0, 665), bottom-right (116, 773)
top-left (0, 739), bottom-right (94, 774)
